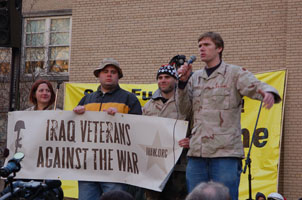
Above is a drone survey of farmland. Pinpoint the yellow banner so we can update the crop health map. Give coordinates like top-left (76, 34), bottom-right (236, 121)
top-left (63, 69), bottom-right (286, 199)
top-left (239, 69), bottom-right (286, 198)
top-left (64, 83), bottom-right (157, 110)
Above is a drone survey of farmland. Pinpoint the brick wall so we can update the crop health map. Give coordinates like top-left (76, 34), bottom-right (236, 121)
top-left (22, 0), bottom-right (72, 13)
top-left (69, 0), bottom-right (302, 198)
top-left (279, 0), bottom-right (302, 198)
top-left (70, 0), bottom-right (288, 83)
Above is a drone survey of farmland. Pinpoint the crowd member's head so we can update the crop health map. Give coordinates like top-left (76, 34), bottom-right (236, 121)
top-left (256, 192), bottom-right (266, 200)
top-left (94, 58), bottom-right (123, 93)
top-left (156, 64), bottom-right (177, 97)
top-left (29, 79), bottom-right (55, 110)
top-left (100, 190), bottom-right (134, 200)
top-left (267, 193), bottom-right (284, 200)
top-left (185, 181), bottom-right (230, 200)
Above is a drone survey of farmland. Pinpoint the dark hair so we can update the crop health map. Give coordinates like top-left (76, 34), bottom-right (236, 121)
top-left (198, 32), bottom-right (224, 59)
top-left (29, 79), bottom-right (55, 109)
top-left (256, 192), bottom-right (266, 200)
top-left (100, 190), bottom-right (134, 200)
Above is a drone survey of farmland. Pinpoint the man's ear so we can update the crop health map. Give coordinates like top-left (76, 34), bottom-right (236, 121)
top-left (217, 47), bottom-right (223, 54)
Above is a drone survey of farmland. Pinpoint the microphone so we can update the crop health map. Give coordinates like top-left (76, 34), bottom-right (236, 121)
top-left (178, 55), bottom-right (196, 78)
top-left (187, 55), bottom-right (196, 65)
top-left (0, 152), bottom-right (24, 177)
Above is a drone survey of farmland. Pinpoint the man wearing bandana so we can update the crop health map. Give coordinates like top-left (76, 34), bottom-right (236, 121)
top-left (143, 64), bottom-right (191, 200)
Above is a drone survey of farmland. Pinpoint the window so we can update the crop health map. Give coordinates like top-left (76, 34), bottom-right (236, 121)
top-left (24, 17), bottom-right (71, 75)
top-left (0, 48), bottom-right (11, 75)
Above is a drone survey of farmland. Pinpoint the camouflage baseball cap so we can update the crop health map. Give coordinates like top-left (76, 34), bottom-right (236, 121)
top-left (93, 58), bottom-right (123, 79)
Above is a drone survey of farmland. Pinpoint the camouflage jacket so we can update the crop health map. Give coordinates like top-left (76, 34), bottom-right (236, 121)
top-left (177, 61), bottom-right (281, 158)
top-left (142, 89), bottom-right (187, 120)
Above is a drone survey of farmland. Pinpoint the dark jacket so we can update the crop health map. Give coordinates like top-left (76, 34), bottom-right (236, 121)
top-left (78, 85), bottom-right (142, 115)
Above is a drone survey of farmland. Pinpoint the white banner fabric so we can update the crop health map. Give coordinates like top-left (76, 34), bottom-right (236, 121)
top-left (7, 110), bottom-right (188, 192)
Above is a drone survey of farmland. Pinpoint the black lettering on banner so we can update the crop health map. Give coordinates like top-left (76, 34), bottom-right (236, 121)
top-left (241, 128), bottom-right (250, 148)
top-left (93, 121), bottom-right (99, 143)
top-left (46, 120), bottom-right (76, 142)
top-left (116, 150), bottom-right (139, 174)
top-left (131, 88), bottom-right (153, 101)
top-left (241, 127), bottom-right (269, 148)
top-left (142, 91), bottom-right (153, 101)
top-left (67, 120), bottom-right (75, 142)
top-left (36, 147), bottom-right (88, 170)
top-left (106, 122), bottom-right (114, 143)
top-left (125, 124), bottom-right (131, 146)
top-left (146, 147), bottom-right (168, 158)
top-left (254, 128), bottom-right (268, 148)
top-left (99, 121), bottom-right (105, 143)
top-left (87, 121), bottom-right (93, 142)
top-left (114, 123), bottom-right (120, 144)
top-left (59, 120), bottom-right (66, 141)
top-left (66, 147), bottom-right (74, 168)
top-left (80, 120), bottom-right (131, 145)
top-left (75, 148), bottom-right (81, 169)
top-left (45, 120), bottom-right (58, 141)
top-left (46, 146), bottom-right (53, 168)
top-left (92, 148), bottom-right (113, 171)
top-left (37, 146), bottom-right (44, 167)
top-left (80, 120), bottom-right (87, 142)
top-left (53, 147), bottom-right (61, 168)
top-left (132, 89), bottom-right (141, 97)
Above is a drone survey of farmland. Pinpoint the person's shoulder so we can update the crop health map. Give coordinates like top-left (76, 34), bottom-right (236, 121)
top-left (190, 69), bottom-right (204, 80)
top-left (143, 98), bottom-right (154, 108)
top-left (223, 62), bottom-right (249, 74)
top-left (82, 90), bottom-right (100, 99)
top-left (223, 62), bottom-right (241, 69)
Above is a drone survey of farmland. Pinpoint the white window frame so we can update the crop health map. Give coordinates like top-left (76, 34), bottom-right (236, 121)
top-left (22, 16), bottom-right (72, 77)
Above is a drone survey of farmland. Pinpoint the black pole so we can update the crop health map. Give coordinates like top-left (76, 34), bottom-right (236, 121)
top-left (243, 100), bottom-right (263, 200)
top-left (9, 47), bottom-right (21, 111)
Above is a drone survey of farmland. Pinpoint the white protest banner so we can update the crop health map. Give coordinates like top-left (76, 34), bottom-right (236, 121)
top-left (7, 110), bottom-right (188, 191)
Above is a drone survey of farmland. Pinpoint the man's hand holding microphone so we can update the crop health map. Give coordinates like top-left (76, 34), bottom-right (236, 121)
top-left (177, 55), bottom-right (196, 82)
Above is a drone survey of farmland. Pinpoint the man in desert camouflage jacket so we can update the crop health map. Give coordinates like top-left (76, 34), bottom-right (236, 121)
top-left (177, 31), bottom-right (281, 200)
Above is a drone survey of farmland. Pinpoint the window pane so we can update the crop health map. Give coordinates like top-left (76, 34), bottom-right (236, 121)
top-left (50, 33), bottom-right (69, 45)
top-left (51, 18), bottom-right (70, 32)
top-left (25, 47), bottom-right (45, 61)
top-left (26, 20), bottom-right (45, 33)
top-left (25, 61), bottom-right (44, 74)
top-left (26, 33), bottom-right (44, 46)
top-left (49, 47), bottom-right (69, 60)
top-left (0, 62), bottom-right (10, 75)
top-left (0, 48), bottom-right (10, 62)
top-left (49, 60), bottom-right (69, 72)
top-left (0, 49), bottom-right (11, 75)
